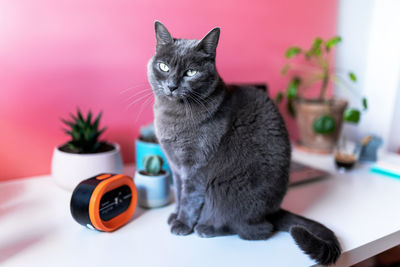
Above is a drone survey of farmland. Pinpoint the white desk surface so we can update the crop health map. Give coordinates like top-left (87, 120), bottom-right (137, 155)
top-left (1, 150), bottom-right (400, 267)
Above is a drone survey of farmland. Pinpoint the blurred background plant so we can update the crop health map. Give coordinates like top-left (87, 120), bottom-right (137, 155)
top-left (139, 123), bottom-right (158, 143)
top-left (276, 36), bottom-right (368, 134)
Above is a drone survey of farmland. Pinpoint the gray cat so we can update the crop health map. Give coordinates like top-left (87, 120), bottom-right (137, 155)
top-left (147, 21), bottom-right (341, 265)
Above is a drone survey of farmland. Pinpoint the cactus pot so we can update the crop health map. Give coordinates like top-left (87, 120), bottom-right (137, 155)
top-left (135, 138), bottom-right (170, 174)
top-left (51, 142), bottom-right (123, 191)
top-left (134, 169), bottom-right (171, 208)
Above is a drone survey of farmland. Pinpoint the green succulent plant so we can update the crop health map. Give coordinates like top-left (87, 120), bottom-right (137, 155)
top-left (62, 109), bottom-right (107, 153)
top-left (139, 123), bottom-right (158, 143)
top-left (277, 36), bottom-right (368, 134)
top-left (142, 155), bottom-right (163, 176)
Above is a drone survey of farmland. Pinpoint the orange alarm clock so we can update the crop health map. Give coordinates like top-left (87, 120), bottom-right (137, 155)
top-left (70, 174), bottom-right (137, 232)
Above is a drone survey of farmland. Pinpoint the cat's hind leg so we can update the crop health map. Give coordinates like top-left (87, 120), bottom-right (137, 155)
top-left (235, 220), bottom-right (274, 240)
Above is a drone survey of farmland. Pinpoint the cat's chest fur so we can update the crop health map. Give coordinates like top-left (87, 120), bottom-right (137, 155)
top-left (154, 104), bottom-right (223, 171)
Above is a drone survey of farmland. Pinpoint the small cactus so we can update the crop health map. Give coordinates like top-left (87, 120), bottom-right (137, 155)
top-left (143, 155), bottom-right (163, 176)
top-left (139, 123), bottom-right (158, 143)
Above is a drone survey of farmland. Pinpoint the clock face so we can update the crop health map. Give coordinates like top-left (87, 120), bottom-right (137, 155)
top-left (99, 185), bottom-right (132, 221)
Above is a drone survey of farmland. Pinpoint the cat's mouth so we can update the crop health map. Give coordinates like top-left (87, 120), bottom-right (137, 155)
top-left (161, 87), bottom-right (186, 100)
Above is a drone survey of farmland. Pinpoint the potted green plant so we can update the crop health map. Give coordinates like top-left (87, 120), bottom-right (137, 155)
top-left (134, 155), bottom-right (171, 208)
top-left (135, 123), bottom-right (170, 174)
top-left (52, 109), bottom-right (123, 190)
top-left (276, 36), bottom-right (368, 153)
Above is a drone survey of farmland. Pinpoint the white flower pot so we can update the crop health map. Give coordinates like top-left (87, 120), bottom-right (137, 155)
top-left (134, 170), bottom-right (171, 208)
top-left (51, 143), bottom-right (123, 191)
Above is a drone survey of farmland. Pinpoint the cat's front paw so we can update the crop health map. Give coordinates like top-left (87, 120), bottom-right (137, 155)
top-left (167, 212), bottom-right (177, 225)
top-left (195, 224), bottom-right (217, 238)
top-left (170, 220), bottom-right (193, 236)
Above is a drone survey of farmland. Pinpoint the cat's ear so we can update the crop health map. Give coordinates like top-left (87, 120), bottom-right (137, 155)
top-left (197, 27), bottom-right (220, 56)
top-left (155, 21), bottom-right (173, 48)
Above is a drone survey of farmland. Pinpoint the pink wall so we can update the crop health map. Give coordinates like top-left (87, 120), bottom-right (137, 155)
top-left (0, 0), bottom-right (338, 181)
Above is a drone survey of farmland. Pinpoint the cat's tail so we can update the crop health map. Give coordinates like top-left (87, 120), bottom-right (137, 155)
top-left (268, 209), bottom-right (341, 265)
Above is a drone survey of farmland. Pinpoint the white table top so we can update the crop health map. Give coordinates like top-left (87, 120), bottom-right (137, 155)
top-left (1, 150), bottom-right (400, 267)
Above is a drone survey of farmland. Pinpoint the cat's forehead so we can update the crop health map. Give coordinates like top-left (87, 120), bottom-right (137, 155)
top-left (173, 39), bottom-right (199, 54)
top-left (156, 39), bottom-right (200, 59)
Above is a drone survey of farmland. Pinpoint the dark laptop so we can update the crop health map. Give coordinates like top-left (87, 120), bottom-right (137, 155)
top-left (289, 161), bottom-right (330, 186)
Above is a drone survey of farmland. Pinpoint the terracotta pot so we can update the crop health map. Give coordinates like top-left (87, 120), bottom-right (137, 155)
top-left (295, 99), bottom-right (348, 153)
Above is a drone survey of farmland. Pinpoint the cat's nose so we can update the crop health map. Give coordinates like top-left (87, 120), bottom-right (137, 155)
top-left (168, 84), bottom-right (178, 92)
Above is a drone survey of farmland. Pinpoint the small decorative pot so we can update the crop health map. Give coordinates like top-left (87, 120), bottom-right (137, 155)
top-left (135, 139), bottom-right (170, 174)
top-left (295, 98), bottom-right (348, 153)
top-left (134, 169), bottom-right (171, 208)
top-left (51, 143), bottom-right (123, 191)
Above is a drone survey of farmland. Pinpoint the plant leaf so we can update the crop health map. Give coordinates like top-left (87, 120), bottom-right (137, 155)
top-left (76, 117), bottom-right (85, 129)
top-left (286, 77), bottom-right (301, 100)
top-left (325, 36), bottom-right (342, 51)
top-left (287, 83), bottom-right (298, 100)
top-left (69, 113), bottom-right (78, 122)
top-left (61, 119), bottom-right (75, 129)
top-left (92, 142), bottom-right (101, 153)
top-left (343, 108), bottom-right (361, 123)
top-left (281, 63), bottom-right (290, 75)
top-left (285, 47), bottom-right (301, 58)
top-left (72, 128), bottom-right (80, 140)
top-left (84, 127), bottom-right (91, 141)
top-left (61, 109), bottom-right (105, 153)
top-left (86, 111), bottom-right (92, 127)
top-left (77, 108), bottom-right (84, 122)
top-left (275, 92), bottom-right (284, 104)
top-left (313, 115), bottom-right (336, 134)
top-left (63, 130), bottom-right (73, 137)
top-left (67, 142), bottom-right (80, 153)
top-left (312, 37), bottom-right (323, 49)
top-left (93, 111), bottom-right (102, 130)
top-left (362, 97), bottom-right (368, 110)
top-left (311, 37), bottom-right (322, 56)
top-left (305, 37), bottom-right (323, 59)
top-left (349, 72), bottom-right (357, 82)
top-left (287, 99), bottom-right (296, 117)
top-left (97, 127), bottom-right (106, 139)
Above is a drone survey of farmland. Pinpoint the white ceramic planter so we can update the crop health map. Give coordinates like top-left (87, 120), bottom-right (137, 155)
top-left (51, 143), bottom-right (123, 191)
top-left (134, 170), bottom-right (171, 208)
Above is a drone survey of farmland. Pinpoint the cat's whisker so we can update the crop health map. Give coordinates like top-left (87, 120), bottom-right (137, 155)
top-left (182, 99), bottom-right (191, 129)
top-left (183, 98), bottom-right (196, 132)
top-left (134, 94), bottom-right (154, 124)
top-left (119, 82), bottom-right (149, 94)
top-left (188, 94), bottom-right (213, 118)
top-left (126, 91), bottom-right (153, 107)
top-left (188, 101), bottom-right (196, 129)
top-left (123, 88), bottom-right (153, 103)
top-left (191, 90), bottom-right (213, 103)
top-left (190, 92), bottom-right (214, 111)
top-left (182, 98), bottom-right (189, 121)
top-left (126, 91), bottom-right (154, 109)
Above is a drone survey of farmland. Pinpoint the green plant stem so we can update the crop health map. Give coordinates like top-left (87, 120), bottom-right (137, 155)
top-left (286, 61), bottom-right (322, 73)
top-left (319, 54), bottom-right (330, 100)
top-left (302, 73), bottom-right (324, 89)
top-left (319, 70), bottom-right (330, 100)
top-left (332, 75), bottom-right (352, 100)
top-left (333, 73), bottom-right (363, 98)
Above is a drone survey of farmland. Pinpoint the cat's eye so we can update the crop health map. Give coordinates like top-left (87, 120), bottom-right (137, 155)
top-left (186, 70), bottom-right (197, 77)
top-left (159, 62), bottom-right (169, 72)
